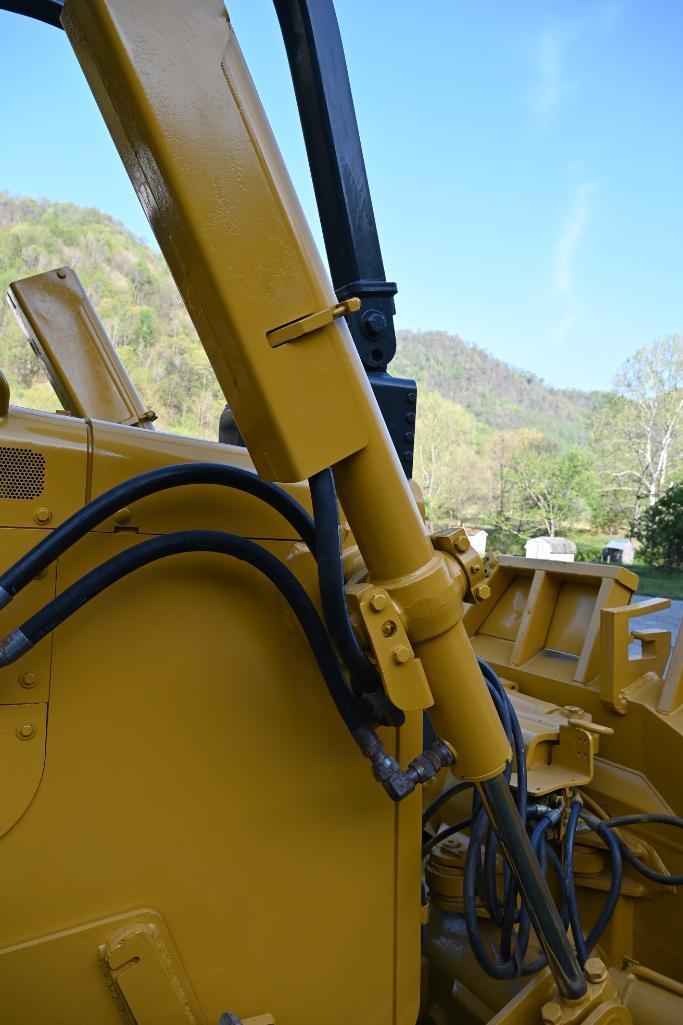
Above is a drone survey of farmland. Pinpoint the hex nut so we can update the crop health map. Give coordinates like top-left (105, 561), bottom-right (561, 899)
top-left (392, 645), bottom-right (411, 665)
top-left (541, 1002), bottom-right (564, 1025)
top-left (585, 957), bottom-right (607, 983)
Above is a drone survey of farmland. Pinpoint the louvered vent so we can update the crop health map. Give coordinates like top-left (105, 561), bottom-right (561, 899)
top-left (0, 446), bottom-right (46, 500)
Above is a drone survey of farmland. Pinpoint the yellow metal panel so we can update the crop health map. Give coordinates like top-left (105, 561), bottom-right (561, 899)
top-left (88, 419), bottom-right (312, 541)
top-left (0, 408), bottom-right (89, 528)
top-left (0, 525), bottom-right (417, 1024)
top-left (8, 267), bottom-right (155, 428)
top-left (0, 910), bottom-right (201, 1025)
top-left (0, 528), bottom-right (56, 706)
top-left (0, 703), bottom-right (46, 839)
top-left (545, 581), bottom-right (598, 657)
top-left (479, 576), bottom-right (532, 642)
top-left (63, 0), bottom-right (368, 483)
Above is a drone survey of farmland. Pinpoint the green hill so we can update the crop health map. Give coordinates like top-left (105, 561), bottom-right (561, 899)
top-left (0, 191), bottom-right (599, 447)
top-left (393, 330), bottom-right (601, 448)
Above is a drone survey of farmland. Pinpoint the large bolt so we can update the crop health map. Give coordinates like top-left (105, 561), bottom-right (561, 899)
top-left (585, 957), bottom-right (608, 984)
top-left (16, 721), bottom-right (36, 741)
top-left (541, 1002), bottom-right (564, 1025)
top-left (361, 309), bottom-right (387, 339)
top-left (392, 645), bottom-right (411, 665)
top-left (370, 592), bottom-right (387, 612)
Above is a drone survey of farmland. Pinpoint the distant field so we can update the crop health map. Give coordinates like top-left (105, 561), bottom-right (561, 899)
top-left (631, 565), bottom-right (683, 601)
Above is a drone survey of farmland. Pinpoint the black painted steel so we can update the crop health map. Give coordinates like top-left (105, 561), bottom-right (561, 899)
top-left (0, 0), bottom-right (63, 27)
top-left (273, 0), bottom-right (416, 476)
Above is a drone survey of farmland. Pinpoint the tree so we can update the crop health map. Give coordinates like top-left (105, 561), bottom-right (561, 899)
top-left (412, 389), bottom-right (483, 528)
top-left (500, 432), bottom-right (592, 538)
top-left (634, 483), bottom-right (683, 569)
top-left (590, 337), bottom-right (683, 531)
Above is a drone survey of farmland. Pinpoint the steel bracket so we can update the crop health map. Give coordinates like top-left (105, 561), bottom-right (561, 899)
top-left (345, 582), bottom-right (433, 711)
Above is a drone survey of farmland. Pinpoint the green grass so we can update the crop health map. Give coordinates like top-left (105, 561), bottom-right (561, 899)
top-left (631, 564), bottom-right (683, 601)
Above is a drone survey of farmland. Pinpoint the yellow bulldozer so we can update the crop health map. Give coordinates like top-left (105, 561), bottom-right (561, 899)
top-left (0, 3), bottom-right (681, 1024)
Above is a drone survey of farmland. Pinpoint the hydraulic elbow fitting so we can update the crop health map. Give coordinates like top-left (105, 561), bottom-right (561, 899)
top-left (353, 724), bottom-right (455, 802)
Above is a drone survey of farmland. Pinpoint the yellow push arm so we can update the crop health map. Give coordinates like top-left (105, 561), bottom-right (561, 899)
top-left (63, 0), bottom-right (585, 1001)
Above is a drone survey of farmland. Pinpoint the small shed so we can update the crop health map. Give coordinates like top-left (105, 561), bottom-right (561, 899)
top-left (525, 536), bottom-right (577, 562)
top-left (465, 527), bottom-right (488, 556)
top-left (602, 538), bottom-right (635, 566)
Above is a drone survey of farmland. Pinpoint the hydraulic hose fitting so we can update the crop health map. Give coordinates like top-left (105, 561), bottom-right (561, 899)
top-left (353, 725), bottom-right (455, 802)
top-left (0, 629), bottom-right (30, 667)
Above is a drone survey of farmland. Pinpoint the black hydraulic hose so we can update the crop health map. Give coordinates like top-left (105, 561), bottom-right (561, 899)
top-left (601, 813), bottom-right (683, 885)
top-left (564, 799), bottom-right (586, 963)
top-left (308, 469), bottom-right (399, 715)
top-left (422, 817), bottom-right (472, 858)
top-left (579, 812), bottom-right (623, 957)
top-left (0, 463), bottom-right (316, 609)
top-left (422, 780), bottom-right (473, 827)
top-left (0, 530), bottom-right (366, 737)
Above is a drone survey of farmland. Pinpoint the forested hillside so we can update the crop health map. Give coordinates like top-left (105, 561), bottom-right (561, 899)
top-left (0, 192), bottom-right (598, 445)
top-left (1, 192), bottom-right (680, 549)
top-left (393, 331), bottom-right (599, 448)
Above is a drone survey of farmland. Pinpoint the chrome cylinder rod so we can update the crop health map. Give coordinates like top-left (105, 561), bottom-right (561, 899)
top-left (479, 773), bottom-right (587, 1001)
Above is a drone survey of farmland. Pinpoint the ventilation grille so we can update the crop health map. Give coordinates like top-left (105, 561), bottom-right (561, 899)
top-left (0, 446), bottom-right (46, 500)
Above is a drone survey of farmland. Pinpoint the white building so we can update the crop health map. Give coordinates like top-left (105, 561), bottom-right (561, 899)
top-left (525, 536), bottom-right (577, 562)
top-left (602, 538), bottom-right (635, 565)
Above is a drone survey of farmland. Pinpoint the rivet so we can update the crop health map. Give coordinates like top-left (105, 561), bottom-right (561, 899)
top-left (392, 645), bottom-right (411, 665)
top-left (19, 670), bottom-right (38, 688)
top-left (369, 592), bottom-right (387, 612)
top-left (114, 507), bottom-right (132, 525)
top-left (56, 268), bottom-right (67, 279)
top-left (17, 721), bottom-right (36, 740)
top-left (33, 507), bottom-right (52, 525)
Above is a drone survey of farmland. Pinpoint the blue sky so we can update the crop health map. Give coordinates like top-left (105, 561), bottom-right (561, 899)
top-left (0, 1), bottom-right (680, 391)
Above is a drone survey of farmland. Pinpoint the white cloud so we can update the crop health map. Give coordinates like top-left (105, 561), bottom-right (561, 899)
top-left (553, 183), bottom-right (595, 297)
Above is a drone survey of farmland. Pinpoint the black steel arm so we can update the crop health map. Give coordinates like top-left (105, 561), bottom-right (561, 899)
top-left (0, 0), bottom-right (63, 27)
top-left (274, 0), bottom-right (416, 476)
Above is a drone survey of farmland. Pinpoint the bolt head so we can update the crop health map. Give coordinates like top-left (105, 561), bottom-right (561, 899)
top-left (19, 670), bottom-right (38, 688)
top-left (361, 309), bottom-right (387, 340)
top-left (473, 583), bottom-right (491, 601)
top-left (33, 507), bottom-right (52, 525)
top-left (585, 957), bottom-right (607, 984)
top-left (541, 1001), bottom-right (564, 1025)
top-left (56, 268), bottom-right (67, 279)
top-left (369, 592), bottom-right (387, 612)
top-left (114, 507), bottom-right (132, 525)
top-left (16, 721), bottom-right (36, 740)
top-left (392, 644), bottom-right (411, 665)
